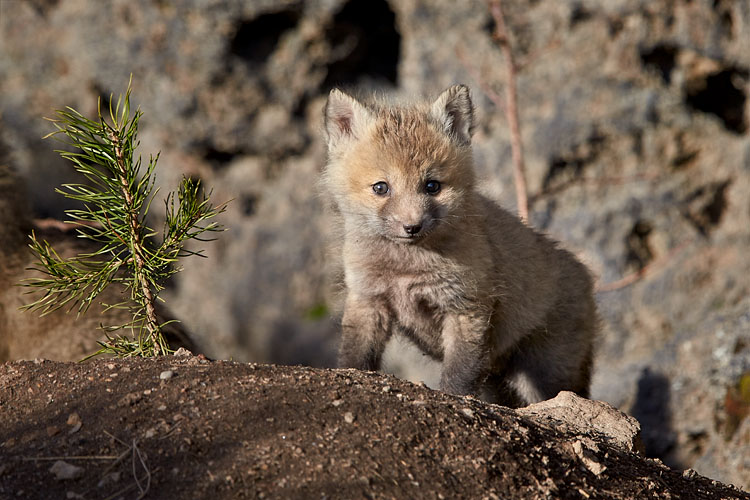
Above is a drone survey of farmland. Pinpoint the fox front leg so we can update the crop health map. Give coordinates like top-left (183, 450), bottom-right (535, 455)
top-left (439, 313), bottom-right (490, 396)
top-left (338, 296), bottom-right (393, 371)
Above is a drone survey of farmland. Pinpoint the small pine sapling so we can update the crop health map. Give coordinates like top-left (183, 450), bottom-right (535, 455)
top-left (23, 80), bottom-right (227, 357)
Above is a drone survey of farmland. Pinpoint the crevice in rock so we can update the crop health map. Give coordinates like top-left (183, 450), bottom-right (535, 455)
top-left (27, 0), bottom-right (60, 17)
top-left (90, 82), bottom-right (114, 113)
top-left (683, 180), bottom-right (731, 236)
top-left (570, 3), bottom-right (593, 27)
top-left (240, 193), bottom-right (257, 217)
top-left (202, 145), bottom-right (242, 170)
top-left (230, 6), bottom-right (302, 66)
top-left (713, 0), bottom-right (735, 39)
top-left (685, 67), bottom-right (748, 134)
top-left (626, 219), bottom-right (654, 271)
top-left (670, 132), bottom-right (700, 170)
top-left (543, 131), bottom-right (606, 189)
top-left (608, 18), bottom-right (624, 37)
top-left (322, 0), bottom-right (401, 89)
top-left (640, 44), bottom-right (679, 84)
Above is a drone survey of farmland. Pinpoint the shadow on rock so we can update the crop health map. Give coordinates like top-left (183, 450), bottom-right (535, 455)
top-left (631, 367), bottom-right (678, 462)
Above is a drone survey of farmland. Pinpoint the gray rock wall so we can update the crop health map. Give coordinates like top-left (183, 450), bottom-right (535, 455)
top-left (1, 0), bottom-right (748, 488)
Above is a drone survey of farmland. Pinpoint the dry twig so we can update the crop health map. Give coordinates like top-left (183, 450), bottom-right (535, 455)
top-left (488, 0), bottom-right (529, 223)
top-left (597, 240), bottom-right (691, 292)
top-left (455, 47), bottom-right (506, 114)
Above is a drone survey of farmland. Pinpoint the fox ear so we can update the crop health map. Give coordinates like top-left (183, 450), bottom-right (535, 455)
top-left (325, 89), bottom-right (373, 148)
top-left (430, 85), bottom-right (474, 145)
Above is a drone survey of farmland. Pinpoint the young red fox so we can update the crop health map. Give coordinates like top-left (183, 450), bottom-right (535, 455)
top-left (322, 85), bottom-right (598, 407)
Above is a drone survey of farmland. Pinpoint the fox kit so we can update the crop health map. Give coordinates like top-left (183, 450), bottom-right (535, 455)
top-left (322, 85), bottom-right (598, 407)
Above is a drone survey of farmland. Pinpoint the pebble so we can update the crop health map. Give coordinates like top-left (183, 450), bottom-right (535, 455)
top-left (160, 370), bottom-right (174, 380)
top-left (50, 460), bottom-right (83, 480)
top-left (97, 471), bottom-right (121, 488)
top-left (683, 468), bottom-right (698, 480)
top-left (66, 413), bottom-right (82, 434)
top-left (343, 412), bottom-right (355, 424)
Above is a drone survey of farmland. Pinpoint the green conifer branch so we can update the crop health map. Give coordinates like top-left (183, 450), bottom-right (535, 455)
top-left (23, 79), bottom-right (227, 358)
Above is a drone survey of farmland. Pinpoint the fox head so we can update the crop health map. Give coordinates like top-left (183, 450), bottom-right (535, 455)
top-left (323, 85), bottom-right (476, 244)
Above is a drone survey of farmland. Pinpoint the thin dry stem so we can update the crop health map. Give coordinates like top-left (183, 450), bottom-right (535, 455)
top-left (597, 240), bottom-right (691, 292)
top-left (455, 46), bottom-right (506, 114)
top-left (22, 455), bottom-right (121, 461)
top-left (132, 439), bottom-right (151, 498)
top-left (488, 0), bottom-right (529, 223)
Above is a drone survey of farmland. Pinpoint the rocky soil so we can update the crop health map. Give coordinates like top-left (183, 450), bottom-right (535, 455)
top-left (0, 0), bottom-right (748, 492)
top-left (2, 354), bottom-right (748, 500)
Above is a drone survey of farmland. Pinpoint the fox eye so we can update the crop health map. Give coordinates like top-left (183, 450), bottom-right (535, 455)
top-left (425, 180), bottom-right (441, 195)
top-left (372, 181), bottom-right (389, 196)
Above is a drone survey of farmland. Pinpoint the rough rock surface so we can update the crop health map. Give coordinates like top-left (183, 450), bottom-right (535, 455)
top-left (1, 0), bottom-right (748, 489)
top-left (2, 356), bottom-right (748, 500)
top-left (517, 391), bottom-right (643, 453)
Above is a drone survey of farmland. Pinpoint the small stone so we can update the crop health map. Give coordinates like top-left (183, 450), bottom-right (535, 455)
top-left (343, 412), bottom-right (355, 424)
top-left (682, 468), bottom-right (698, 480)
top-left (332, 399), bottom-right (343, 407)
top-left (173, 347), bottom-right (193, 357)
top-left (382, 385), bottom-right (391, 393)
top-left (570, 440), bottom-right (607, 476)
top-left (517, 391), bottom-right (642, 452)
top-left (461, 408), bottom-right (474, 419)
top-left (66, 413), bottom-right (82, 434)
top-left (50, 460), bottom-right (83, 480)
top-left (157, 404), bottom-right (167, 411)
top-left (97, 471), bottom-right (121, 488)
top-left (159, 370), bottom-right (174, 380)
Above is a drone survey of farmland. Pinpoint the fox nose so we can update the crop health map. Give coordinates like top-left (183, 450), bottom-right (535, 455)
top-left (403, 223), bottom-right (422, 235)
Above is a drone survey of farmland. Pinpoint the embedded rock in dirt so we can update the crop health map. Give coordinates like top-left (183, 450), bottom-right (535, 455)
top-left (517, 391), bottom-right (643, 452)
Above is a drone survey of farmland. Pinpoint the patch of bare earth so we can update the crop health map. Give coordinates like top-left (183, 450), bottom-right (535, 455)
top-left (0, 355), bottom-right (746, 499)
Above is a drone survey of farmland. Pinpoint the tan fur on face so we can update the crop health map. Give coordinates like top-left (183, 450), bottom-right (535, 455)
top-left (324, 98), bottom-right (475, 244)
top-left (323, 86), bottom-right (598, 407)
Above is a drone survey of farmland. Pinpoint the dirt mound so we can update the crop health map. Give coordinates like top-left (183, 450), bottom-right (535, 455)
top-left (1, 355), bottom-right (746, 499)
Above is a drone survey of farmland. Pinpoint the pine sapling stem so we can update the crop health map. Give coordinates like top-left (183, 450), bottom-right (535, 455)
top-left (110, 130), bottom-right (162, 355)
